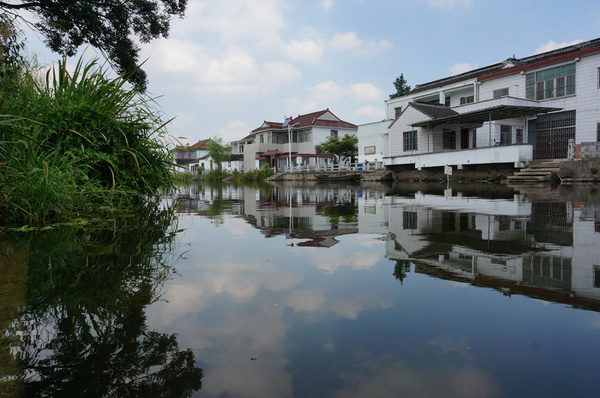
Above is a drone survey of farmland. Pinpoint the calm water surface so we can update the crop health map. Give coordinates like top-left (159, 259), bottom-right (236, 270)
top-left (3, 182), bottom-right (600, 397)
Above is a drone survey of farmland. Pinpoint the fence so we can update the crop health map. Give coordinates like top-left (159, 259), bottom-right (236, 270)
top-left (283, 161), bottom-right (384, 173)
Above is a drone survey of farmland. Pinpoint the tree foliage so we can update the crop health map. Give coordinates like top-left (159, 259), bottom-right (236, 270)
top-left (320, 134), bottom-right (358, 164)
top-left (389, 73), bottom-right (411, 99)
top-left (207, 137), bottom-right (232, 171)
top-left (0, 0), bottom-right (188, 89)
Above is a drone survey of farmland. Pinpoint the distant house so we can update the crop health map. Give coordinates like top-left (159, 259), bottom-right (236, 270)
top-left (233, 109), bottom-right (358, 172)
top-left (172, 139), bottom-right (213, 174)
top-left (365, 37), bottom-right (600, 171)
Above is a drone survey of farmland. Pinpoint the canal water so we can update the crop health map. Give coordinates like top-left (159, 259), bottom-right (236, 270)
top-left (2, 181), bottom-right (600, 397)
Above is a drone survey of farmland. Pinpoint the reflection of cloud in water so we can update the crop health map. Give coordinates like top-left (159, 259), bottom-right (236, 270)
top-left (285, 288), bottom-right (392, 320)
top-left (333, 349), bottom-right (502, 398)
top-left (312, 250), bottom-right (382, 273)
top-left (147, 260), bottom-right (303, 326)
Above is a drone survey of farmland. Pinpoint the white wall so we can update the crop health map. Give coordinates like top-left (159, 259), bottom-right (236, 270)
top-left (357, 120), bottom-right (392, 164)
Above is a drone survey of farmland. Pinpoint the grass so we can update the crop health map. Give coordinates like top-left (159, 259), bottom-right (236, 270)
top-left (0, 56), bottom-right (176, 227)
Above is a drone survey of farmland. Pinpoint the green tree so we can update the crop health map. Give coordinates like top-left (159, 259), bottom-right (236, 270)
top-left (389, 73), bottom-right (412, 99)
top-left (0, 0), bottom-right (188, 89)
top-left (207, 137), bottom-right (232, 172)
top-left (320, 134), bottom-right (358, 164)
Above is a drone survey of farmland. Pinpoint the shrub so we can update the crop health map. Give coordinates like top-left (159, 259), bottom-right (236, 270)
top-left (0, 56), bottom-right (176, 226)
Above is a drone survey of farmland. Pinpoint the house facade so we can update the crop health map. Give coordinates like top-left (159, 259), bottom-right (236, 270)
top-left (382, 38), bottom-right (600, 170)
top-left (234, 109), bottom-right (358, 172)
top-left (172, 139), bottom-right (213, 174)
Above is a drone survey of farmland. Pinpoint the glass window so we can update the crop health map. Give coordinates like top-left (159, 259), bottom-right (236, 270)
top-left (526, 63), bottom-right (575, 100)
top-left (403, 131), bottom-right (417, 151)
top-left (500, 125), bottom-right (512, 145)
top-left (330, 130), bottom-right (338, 138)
top-left (472, 129), bottom-right (477, 148)
top-left (443, 129), bottom-right (456, 149)
top-left (493, 88), bottom-right (509, 98)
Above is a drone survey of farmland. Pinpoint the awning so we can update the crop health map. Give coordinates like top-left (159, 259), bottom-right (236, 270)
top-left (412, 104), bottom-right (562, 128)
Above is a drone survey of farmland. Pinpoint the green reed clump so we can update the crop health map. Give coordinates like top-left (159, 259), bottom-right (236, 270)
top-left (0, 57), bottom-right (176, 227)
top-left (235, 164), bottom-right (275, 182)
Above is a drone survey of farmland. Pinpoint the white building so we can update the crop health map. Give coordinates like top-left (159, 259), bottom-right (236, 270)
top-left (374, 38), bottom-right (600, 171)
top-left (233, 109), bottom-right (358, 172)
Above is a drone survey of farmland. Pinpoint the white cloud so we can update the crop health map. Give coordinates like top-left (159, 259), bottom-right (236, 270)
top-left (308, 81), bottom-right (383, 103)
top-left (180, 0), bottom-right (288, 42)
top-left (327, 32), bottom-right (393, 56)
top-left (356, 106), bottom-right (385, 120)
top-left (450, 62), bottom-right (473, 75)
top-left (321, 0), bottom-right (335, 10)
top-left (349, 83), bottom-right (383, 102)
top-left (534, 40), bottom-right (583, 55)
top-left (146, 39), bottom-right (301, 95)
top-left (219, 120), bottom-right (251, 144)
top-left (428, 0), bottom-right (473, 10)
top-left (281, 38), bottom-right (325, 63)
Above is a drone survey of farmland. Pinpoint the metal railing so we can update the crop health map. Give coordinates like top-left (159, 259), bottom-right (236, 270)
top-left (282, 161), bottom-right (384, 173)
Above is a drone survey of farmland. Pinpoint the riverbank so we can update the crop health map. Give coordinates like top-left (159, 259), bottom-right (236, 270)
top-left (266, 159), bottom-right (600, 184)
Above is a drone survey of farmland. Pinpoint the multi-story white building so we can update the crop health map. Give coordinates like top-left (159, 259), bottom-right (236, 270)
top-left (374, 38), bottom-right (600, 171)
top-left (233, 109), bottom-right (358, 172)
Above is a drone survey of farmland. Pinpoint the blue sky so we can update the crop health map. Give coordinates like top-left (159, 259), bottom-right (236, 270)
top-left (21, 0), bottom-right (600, 145)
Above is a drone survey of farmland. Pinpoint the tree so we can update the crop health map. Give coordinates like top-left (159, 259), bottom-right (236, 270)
top-left (389, 73), bottom-right (412, 99)
top-left (207, 137), bottom-right (232, 172)
top-left (0, 0), bottom-right (188, 89)
top-left (320, 133), bottom-right (358, 164)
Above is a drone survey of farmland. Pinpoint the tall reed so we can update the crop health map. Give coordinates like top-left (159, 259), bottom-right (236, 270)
top-left (0, 57), bottom-right (176, 226)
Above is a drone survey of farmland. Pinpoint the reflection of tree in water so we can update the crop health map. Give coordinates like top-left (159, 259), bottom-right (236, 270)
top-left (321, 203), bottom-right (358, 224)
top-left (393, 260), bottom-right (412, 285)
top-left (5, 204), bottom-right (203, 397)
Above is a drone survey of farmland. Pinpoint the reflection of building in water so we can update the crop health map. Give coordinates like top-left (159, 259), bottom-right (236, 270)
top-left (386, 190), bottom-right (600, 310)
top-left (242, 185), bottom-right (360, 247)
top-left (172, 183), bottom-right (245, 216)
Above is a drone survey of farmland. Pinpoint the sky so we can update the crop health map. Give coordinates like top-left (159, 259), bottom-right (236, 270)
top-left (18, 0), bottom-right (600, 146)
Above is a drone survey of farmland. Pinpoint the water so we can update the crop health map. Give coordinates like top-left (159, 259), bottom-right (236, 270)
top-left (2, 182), bottom-right (600, 397)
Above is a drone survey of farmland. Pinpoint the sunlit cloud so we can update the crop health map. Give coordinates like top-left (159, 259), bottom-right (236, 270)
top-left (321, 0), bottom-right (335, 10)
top-left (534, 39), bottom-right (583, 55)
top-left (309, 81), bottom-right (383, 103)
top-left (428, 0), bottom-right (473, 10)
top-left (451, 62), bottom-right (473, 75)
top-left (356, 105), bottom-right (385, 120)
top-left (328, 32), bottom-right (393, 56)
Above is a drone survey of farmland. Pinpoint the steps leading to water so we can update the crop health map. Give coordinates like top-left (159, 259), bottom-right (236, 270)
top-left (506, 160), bottom-right (562, 183)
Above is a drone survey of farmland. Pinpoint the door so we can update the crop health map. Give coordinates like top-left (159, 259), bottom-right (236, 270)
top-left (461, 128), bottom-right (469, 149)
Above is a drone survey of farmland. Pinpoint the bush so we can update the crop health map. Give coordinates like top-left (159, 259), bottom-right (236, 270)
top-left (0, 56), bottom-right (176, 226)
top-left (236, 164), bottom-right (274, 182)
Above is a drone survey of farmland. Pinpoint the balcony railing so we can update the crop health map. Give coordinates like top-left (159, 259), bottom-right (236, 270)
top-left (282, 161), bottom-right (384, 173)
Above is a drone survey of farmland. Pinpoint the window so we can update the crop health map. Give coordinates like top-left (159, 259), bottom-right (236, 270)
top-left (595, 266), bottom-right (600, 288)
top-left (500, 125), bottom-right (512, 145)
top-left (445, 97), bottom-right (451, 106)
top-left (443, 129), bottom-right (456, 149)
top-left (526, 63), bottom-right (575, 100)
top-left (330, 130), bottom-right (338, 137)
top-left (460, 95), bottom-right (474, 104)
top-left (597, 123), bottom-right (600, 142)
top-left (493, 87), bottom-right (509, 98)
top-left (516, 128), bottom-right (524, 144)
top-left (403, 131), bottom-right (417, 151)
top-left (403, 211), bottom-right (417, 229)
top-left (395, 107), bottom-right (402, 119)
top-left (472, 129), bottom-right (477, 148)
top-left (260, 134), bottom-right (264, 143)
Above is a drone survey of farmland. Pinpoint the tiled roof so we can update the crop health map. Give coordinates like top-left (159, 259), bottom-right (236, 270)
top-left (406, 37), bottom-right (600, 95)
top-left (174, 138), bottom-right (212, 151)
top-left (251, 109), bottom-right (357, 133)
top-left (410, 102), bottom-right (459, 119)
